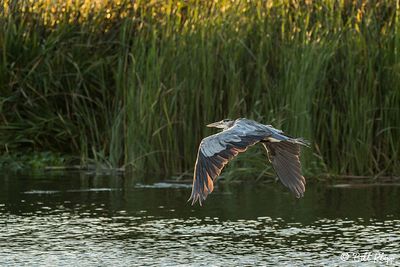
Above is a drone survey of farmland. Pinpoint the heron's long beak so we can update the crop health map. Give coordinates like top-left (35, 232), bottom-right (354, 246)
top-left (206, 121), bottom-right (221, 128)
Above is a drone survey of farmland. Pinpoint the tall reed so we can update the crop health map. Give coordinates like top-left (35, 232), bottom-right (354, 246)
top-left (0, 0), bottom-right (399, 177)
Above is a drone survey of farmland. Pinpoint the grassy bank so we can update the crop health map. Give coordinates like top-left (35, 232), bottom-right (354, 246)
top-left (0, 0), bottom-right (399, 178)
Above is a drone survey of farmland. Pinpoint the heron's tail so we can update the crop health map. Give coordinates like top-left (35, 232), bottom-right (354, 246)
top-left (290, 137), bottom-right (310, 147)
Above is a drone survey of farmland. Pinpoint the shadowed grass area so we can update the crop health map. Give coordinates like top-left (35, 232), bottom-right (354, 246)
top-left (0, 0), bottom-right (399, 178)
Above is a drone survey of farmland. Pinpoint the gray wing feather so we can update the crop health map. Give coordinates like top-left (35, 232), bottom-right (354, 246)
top-left (263, 141), bottom-right (306, 198)
top-left (189, 120), bottom-right (270, 205)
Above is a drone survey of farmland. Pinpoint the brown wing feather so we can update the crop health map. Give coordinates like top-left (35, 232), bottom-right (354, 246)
top-left (263, 141), bottom-right (306, 198)
top-left (189, 135), bottom-right (266, 205)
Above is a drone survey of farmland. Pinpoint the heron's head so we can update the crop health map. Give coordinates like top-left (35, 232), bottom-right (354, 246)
top-left (206, 119), bottom-right (235, 130)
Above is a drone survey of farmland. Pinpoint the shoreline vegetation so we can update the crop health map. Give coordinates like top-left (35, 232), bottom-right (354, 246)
top-left (0, 1), bottom-right (399, 179)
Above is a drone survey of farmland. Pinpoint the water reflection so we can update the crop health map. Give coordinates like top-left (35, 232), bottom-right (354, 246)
top-left (0, 172), bottom-right (399, 266)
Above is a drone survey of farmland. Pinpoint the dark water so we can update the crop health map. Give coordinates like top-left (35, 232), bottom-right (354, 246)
top-left (1, 172), bottom-right (399, 266)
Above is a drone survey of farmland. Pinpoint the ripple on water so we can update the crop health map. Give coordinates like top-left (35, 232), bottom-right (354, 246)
top-left (135, 182), bottom-right (192, 189)
top-left (2, 177), bottom-right (400, 266)
top-left (1, 207), bottom-right (399, 266)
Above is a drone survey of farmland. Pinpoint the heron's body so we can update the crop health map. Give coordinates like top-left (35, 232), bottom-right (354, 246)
top-left (189, 118), bottom-right (309, 205)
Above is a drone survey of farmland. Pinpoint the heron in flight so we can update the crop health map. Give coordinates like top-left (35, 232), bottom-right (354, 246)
top-left (189, 118), bottom-right (309, 205)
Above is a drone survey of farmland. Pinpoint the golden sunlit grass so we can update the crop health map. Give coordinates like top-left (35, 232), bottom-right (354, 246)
top-left (0, 0), bottom-right (399, 177)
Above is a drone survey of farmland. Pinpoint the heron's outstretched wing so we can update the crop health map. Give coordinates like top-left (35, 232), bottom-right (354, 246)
top-left (189, 122), bottom-right (269, 205)
top-left (263, 141), bottom-right (306, 198)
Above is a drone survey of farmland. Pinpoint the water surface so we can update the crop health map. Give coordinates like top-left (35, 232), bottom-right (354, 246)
top-left (1, 173), bottom-right (399, 266)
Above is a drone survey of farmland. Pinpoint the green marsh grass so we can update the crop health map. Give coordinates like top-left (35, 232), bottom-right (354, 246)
top-left (0, 0), bottom-right (399, 178)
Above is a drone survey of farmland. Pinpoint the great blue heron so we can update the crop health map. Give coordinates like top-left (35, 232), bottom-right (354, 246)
top-left (189, 118), bottom-right (309, 205)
